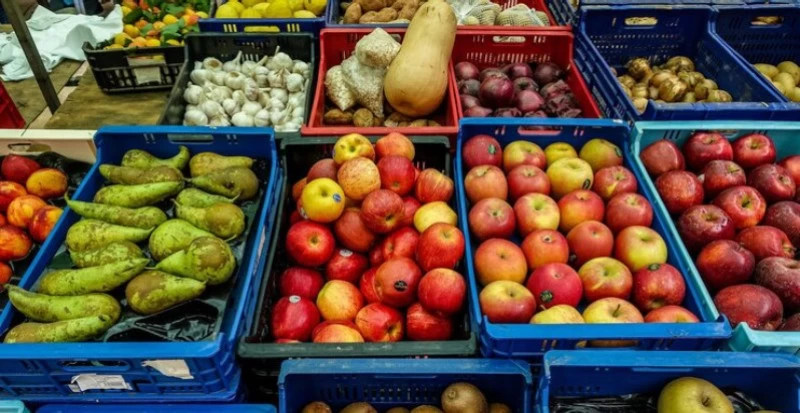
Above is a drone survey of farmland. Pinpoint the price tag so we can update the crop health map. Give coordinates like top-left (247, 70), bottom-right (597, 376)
top-left (127, 55), bottom-right (166, 86)
top-left (70, 374), bottom-right (131, 392)
top-left (142, 359), bottom-right (194, 379)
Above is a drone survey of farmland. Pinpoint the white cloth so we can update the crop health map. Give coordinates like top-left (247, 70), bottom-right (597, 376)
top-left (0, 5), bottom-right (122, 81)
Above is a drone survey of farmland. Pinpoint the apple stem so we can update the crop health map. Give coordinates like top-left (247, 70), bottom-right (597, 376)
top-left (613, 304), bottom-right (621, 317)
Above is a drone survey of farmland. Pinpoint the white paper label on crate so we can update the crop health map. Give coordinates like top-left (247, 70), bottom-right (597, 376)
top-left (142, 359), bottom-right (194, 380)
top-left (70, 374), bottom-right (131, 392)
top-left (127, 55), bottom-right (165, 86)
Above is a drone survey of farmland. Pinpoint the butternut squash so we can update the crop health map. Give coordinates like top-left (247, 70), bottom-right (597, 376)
top-left (383, 0), bottom-right (456, 118)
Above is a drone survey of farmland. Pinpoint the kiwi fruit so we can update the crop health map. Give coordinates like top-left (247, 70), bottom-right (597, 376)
top-left (489, 403), bottom-right (511, 413)
top-left (387, 409), bottom-right (411, 413)
top-left (340, 402), bottom-right (378, 413)
top-left (410, 406), bottom-right (443, 413)
top-left (441, 382), bottom-right (489, 413)
top-left (301, 402), bottom-right (333, 413)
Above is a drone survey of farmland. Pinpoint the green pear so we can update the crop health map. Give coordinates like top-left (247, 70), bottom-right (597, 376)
top-left (175, 188), bottom-right (237, 208)
top-left (38, 258), bottom-right (149, 296)
top-left (175, 201), bottom-right (245, 239)
top-left (657, 377), bottom-right (733, 413)
top-left (66, 219), bottom-right (153, 252)
top-left (189, 167), bottom-right (259, 200)
top-left (121, 145), bottom-right (190, 170)
top-left (126, 270), bottom-right (206, 315)
top-left (7, 285), bottom-right (121, 323)
top-left (70, 241), bottom-right (143, 268)
top-left (4, 315), bottom-right (113, 343)
top-left (93, 181), bottom-right (183, 208)
top-left (66, 196), bottom-right (167, 229)
top-left (149, 219), bottom-right (216, 261)
top-left (100, 164), bottom-right (184, 185)
top-left (189, 152), bottom-right (254, 178)
top-left (155, 237), bottom-right (235, 285)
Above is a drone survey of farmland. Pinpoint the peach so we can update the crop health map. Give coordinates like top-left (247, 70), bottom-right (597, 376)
top-left (0, 181), bottom-right (27, 213)
top-left (29, 206), bottom-right (63, 243)
top-left (6, 195), bottom-right (47, 229)
top-left (0, 214), bottom-right (5, 226)
top-left (25, 168), bottom-right (68, 200)
top-left (0, 262), bottom-right (11, 284)
top-left (0, 225), bottom-right (32, 261)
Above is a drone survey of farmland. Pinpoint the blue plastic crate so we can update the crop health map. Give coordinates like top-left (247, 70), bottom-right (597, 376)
top-left (573, 5), bottom-right (794, 122)
top-left (537, 350), bottom-right (800, 413)
top-left (0, 126), bottom-right (283, 402)
top-left (711, 5), bottom-right (800, 106)
top-left (548, 0), bottom-right (732, 27)
top-left (631, 121), bottom-right (800, 355)
top-left (198, 0), bottom-right (330, 35)
top-left (0, 401), bottom-right (27, 413)
top-left (279, 358), bottom-right (533, 413)
top-left (38, 405), bottom-right (275, 413)
top-left (455, 118), bottom-right (731, 359)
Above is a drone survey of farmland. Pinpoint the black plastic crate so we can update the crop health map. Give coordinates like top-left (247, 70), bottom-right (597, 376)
top-left (238, 135), bottom-right (478, 404)
top-left (82, 43), bottom-right (185, 93)
top-left (158, 33), bottom-right (316, 140)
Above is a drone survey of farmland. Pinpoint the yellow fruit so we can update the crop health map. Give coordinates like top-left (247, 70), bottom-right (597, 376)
top-left (162, 14), bottom-right (178, 24)
top-left (242, 0), bottom-right (265, 7)
top-left (153, 21), bottom-right (166, 30)
top-left (145, 38), bottom-right (161, 47)
top-left (121, 5), bottom-right (132, 16)
top-left (165, 39), bottom-right (181, 46)
top-left (293, 9), bottom-right (315, 17)
top-left (287, 0), bottom-right (303, 11)
top-left (227, 0), bottom-right (245, 13)
top-left (130, 38), bottom-right (147, 48)
top-left (303, 0), bottom-right (325, 16)
top-left (114, 33), bottom-right (131, 46)
top-left (196, 11), bottom-right (208, 18)
top-left (123, 24), bottom-right (139, 37)
top-left (105, 44), bottom-right (124, 50)
top-left (240, 7), bottom-right (262, 17)
top-left (135, 19), bottom-right (148, 28)
top-left (253, 3), bottom-right (271, 15)
top-left (264, 0), bottom-right (292, 17)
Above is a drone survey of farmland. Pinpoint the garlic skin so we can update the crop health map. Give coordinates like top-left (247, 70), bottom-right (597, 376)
top-left (268, 52), bottom-right (293, 71)
top-left (199, 100), bottom-right (225, 119)
top-left (222, 98), bottom-right (239, 117)
top-left (183, 84), bottom-right (206, 106)
top-left (184, 109), bottom-right (209, 126)
top-left (271, 89), bottom-right (288, 104)
top-left (223, 51), bottom-right (243, 73)
top-left (203, 57), bottom-right (223, 71)
top-left (224, 72), bottom-right (246, 90)
top-left (209, 116), bottom-right (231, 127)
top-left (210, 71), bottom-right (226, 86)
top-left (292, 106), bottom-right (305, 119)
top-left (292, 60), bottom-right (310, 78)
top-left (267, 71), bottom-right (285, 88)
top-left (286, 73), bottom-right (304, 93)
top-left (243, 84), bottom-right (260, 101)
top-left (241, 60), bottom-right (258, 77)
top-left (190, 69), bottom-right (211, 86)
top-left (270, 98), bottom-right (286, 111)
top-left (241, 101), bottom-right (262, 117)
top-left (258, 92), bottom-right (272, 109)
top-left (288, 92), bottom-right (305, 108)
top-left (270, 109), bottom-right (287, 126)
top-left (231, 112), bottom-right (255, 127)
top-left (254, 109), bottom-right (271, 127)
top-left (232, 90), bottom-right (246, 106)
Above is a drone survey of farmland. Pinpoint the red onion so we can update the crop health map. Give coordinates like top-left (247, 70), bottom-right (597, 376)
top-left (455, 62), bottom-right (480, 81)
top-left (540, 80), bottom-right (572, 100)
top-left (460, 94), bottom-right (481, 109)
top-left (524, 110), bottom-right (548, 118)
top-left (513, 77), bottom-right (539, 93)
top-left (514, 90), bottom-right (545, 113)
top-left (480, 68), bottom-right (508, 82)
top-left (458, 79), bottom-right (480, 97)
top-left (464, 106), bottom-right (493, 117)
top-left (479, 77), bottom-right (515, 109)
top-left (494, 107), bottom-right (522, 117)
top-left (560, 108), bottom-right (583, 118)
top-left (533, 62), bottom-right (564, 86)
top-left (505, 63), bottom-right (534, 80)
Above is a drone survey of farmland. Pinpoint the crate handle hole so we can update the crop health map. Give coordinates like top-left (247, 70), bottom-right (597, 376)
top-left (516, 126), bottom-right (562, 136)
top-left (244, 26), bottom-right (281, 33)
top-left (624, 17), bottom-right (658, 26)
top-left (166, 133), bottom-right (215, 143)
top-left (751, 16), bottom-right (782, 26)
top-left (492, 35), bottom-right (526, 44)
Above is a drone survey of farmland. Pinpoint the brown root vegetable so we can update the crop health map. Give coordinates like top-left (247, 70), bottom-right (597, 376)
top-left (411, 407), bottom-right (443, 413)
top-left (648, 86), bottom-right (659, 100)
top-left (617, 75), bottom-right (636, 89)
top-left (682, 91), bottom-right (696, 103)
top-left (621, 84), bottom-right (632, 98)
top-left (677, 71), bottom-right (703, 88)
top-left (386, 408), bottom-right (411, 413)
top-left (626, 58), bottom-right (651, 81)
top-left (489, 404), bottom-right (511, 413)
top-left (324, 109), bottom-right (354, 125)
top-left (344, 3), bottom-right (362, 23)
top-left (633, 97), bottom-right (648, 113)
top-left (441, 382), bottom-right (488, 413)
top-left (301, 401), bottom-right (333, 413)
top-left (706, 89), bottom-right (733, 102)
top-left (658, 78), bottom-right (688, 102)
top-left (353, 108), bottom-right (375, 126)
top-left (665, 56), bottom-right (695, 73)
top-left (356, 0), bottom-right (386, 11)
top-left (341, 402), bottom-right (378, 413)
top-left (631, 84), bottom-right (648, 99)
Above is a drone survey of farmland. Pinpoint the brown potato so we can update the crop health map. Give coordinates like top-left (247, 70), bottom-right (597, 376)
top-left (356, 0), bottom-right (386, 12)
top-left (343, 2), bottom-right (362, 23)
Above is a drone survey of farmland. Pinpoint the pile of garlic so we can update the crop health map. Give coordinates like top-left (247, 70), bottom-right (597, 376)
top-left (182, 48), bottom-right (311, 132)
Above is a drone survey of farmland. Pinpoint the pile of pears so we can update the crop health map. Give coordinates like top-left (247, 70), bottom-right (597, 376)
top-left (4, 146), bottom-right (261, 343)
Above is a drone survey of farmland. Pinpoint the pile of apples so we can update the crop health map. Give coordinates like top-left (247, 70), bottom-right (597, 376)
top-left (271, 133), bottom-right (467, 344)
top-left (642, 132), bottom-right (800, 332)
top-left (0, 155), bottom-right (68, 285)
top-left (461, 134), bottom-right (699, 331)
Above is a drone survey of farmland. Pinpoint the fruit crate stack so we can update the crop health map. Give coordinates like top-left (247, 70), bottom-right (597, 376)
top-left (199, 0), bottom-right (331, 35)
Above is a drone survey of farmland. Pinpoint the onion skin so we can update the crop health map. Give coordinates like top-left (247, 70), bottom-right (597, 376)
top-left (513, 77), bottom-right (539, 93)
top-left (464, 106), bottom-right (493, 117)
top-left (533, 62), bottom-right (564, 86)
top-left (505, 63), bottom-right (534, 80)
top-left (494, 107), bottom-right (522, 118)
top-left (479, 77), bottom-right (515, 109)
top-left (480, 68), bottom-right (509, 82)
top-left (458, 79), bottom-right (481, 97)
top-left (455, 61), bottom-right (480, 81)
top-left (460, 94), bottom-right (481, 109)
top-left (514, 90), bottom-right (545, 113)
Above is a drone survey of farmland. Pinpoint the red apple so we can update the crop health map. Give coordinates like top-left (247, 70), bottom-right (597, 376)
top-left (463, 134), bottom-right (503, 169)
top-left (406, 302), bottom-right (453, 341)
top-left (525, 263), bottom-right (582, 309)
top-left (311, 320), bottom-right (359, 342)
top-left (418, 268), bottom-right (466, 315)
top-left (359, 267), bottom-right (381, 303)
top-left (700, 160), bottom-right (746, 198)
top-left (764, 201), bottom-right (800, 247)
top-left (779, 155), bottom-right (800, 186)
top-left (732, 133), bottom-right (776, 170)
top-left (469, 198), bottom-right (515, 241)
top-left (557, 189), bottom-right (604, 233)
top-left (1, 155), bottom-right (40, 185)
top-left (382, 227), bottom-right (420, 261)
top-left (592, 166), bottom-right (638, 201)
top-left (677, 205), bottom-right (736, 253)
top-left (285, 221), bottom-right (336, 267)
top-left (313, 323), bottom-right (364, 343)
top-left (325, 248), bottom-right (369, 283)
top-left (355, 303), bottom-right (404, 342)
top-left (736, 225), bottom-right (796, 261)
top-left (378, 155), bottom-right (416, 196)
top-left (644, 305), bottom-right (699, 323)
top-left (521, 229), bottom-right (569, 269)
top-left (632, 263), bottom-right (686, 312)
top-left (289, 210), bottom-right (304, 225)
top-left (415, 168), bottom-right (454, 203)
top-left (712, 186), bottom-right (766, 230)
top-left (375, 258), bottom-right (423, 308)
top-left (369, 241), bottom-right (384, 267)
top-left (655, 170), bottom-right (704, 215)
top-left (335, 209), bottom-right (377, 253)
top-left (566, 220), bottom-right (614, 267)
top-left (271, 295), bottom-right (320, 341)
top-left (507, 165), bottom-right (550, 200)
top-left (416, 223), bottom-right (465, 271)
top-left (640, 139), bottom-right (685, 176)
top-left (464, 165), bottom-right (508, 203)
top-left (279, 267), bottom-right (324, 299)
top-left (749, 164), bottom-right (796, 203)
top-left (376, 133), bottom-right (415, 160)
top-left (474, 238), bottom-right (528, 285)
top-left (514, 193), bottom-right (560, 236)
top-left (307, 158), bottom-right (338, 181)
top-left (614, 226), bottom-right (667, 272)
top-left (696, 239), bottom-right (755, 292)
top-left (582, 297), bottom-right (644, 324)
top-left (503, 140), bottom-right (546, 173)
top-left (605, 193), bottom-right (653, 234)
top-left (316, 280), bottom-right (364, 321)
top-left (755, 257), bottom-right (800, 313)
top-left (781, 314), bottom-right (800, 331)
top-left (682, 132), bottom-right (733, 171)
top-left (479, 280), bottom-right (536, 323)
top-left (400, 196), bottom-right (421, 228)
top-left (714, 284), bottom-right (783, 331)
top-left (360, 189), bottom-right (405, 234)
top-left (578, 257), bottom-right (633, 302)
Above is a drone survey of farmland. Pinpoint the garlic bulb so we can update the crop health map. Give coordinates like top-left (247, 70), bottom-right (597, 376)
top-left (271, 88), bottom-right (288, 103)
top-left (270, 98), bottom-right (286, 111)
top-left (203, 57), bottom-right (223, 71)
top-left (254, 109), bottom-right (271, 127)
top-left (232, 90), bottom-right (246, 106)
top-left (288, 91), bottom-right (304, 108)
top-left (242, 101), bottom-right (262, 117)
top-left (210, 71), bottom-right (226, 86)
top-left (231, 112), bottom-right (254, 127)
top-left (223, 51), bottom-right (243, 73)
top-left (209, 116), bottom-right (231, 127)
top-left (184, 109), bottom-right (209, 126)
top-left (205, 84), bottom-right (230, 103)
top-left (254, 66), bottom-right (269, 87)
top-left (292, 106), bottom-right (304, 118)
top-left (243, 84), bottom-right (260, 101)
top-left (222, 98), bottom-right (239, 117)
top-left (270, 109), bottom-right (287, 125)
top-left (268, 51), bottom-right (293, 71)
top-left (292, 60), bottom-right (310, 78)
top-left (184, 84), bottom-right (206, 106)
top-left (199, 100), bottom-right (225, 119)
top-left (286, 73), bottom-right (304, 93)
top-left (241, 60), bottom-right (258, 77)
top-left (224, 72), bottom-right (246, 90)
top-left (258, 91), bottom-right (271, 109)
top-left (267, 70), bottom-right (285, 88)
top-left (190, 69), bottom-right (211, 86)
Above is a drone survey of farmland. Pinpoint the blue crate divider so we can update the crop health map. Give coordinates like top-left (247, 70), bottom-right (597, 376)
top-left (279, 358), bottom-right (533, 412)
top-left (455, 118), bottom-right (731, 360)
top-left (537, 350), bottom-right (800, 413)
top-left (711, 4), bottom-right (800, 106)
top-left (573, 5), bottom-right (793, 122)
top-left (0, 401), bottom-right (28, 413)
top-left (38, 405), bottom-right (275, 413)
top-left (631, 121), bottom-right (800, 355)
top-left (0, 126), bottom-right (283, 402)
top-left (198, 0), bottom-right (331, 35)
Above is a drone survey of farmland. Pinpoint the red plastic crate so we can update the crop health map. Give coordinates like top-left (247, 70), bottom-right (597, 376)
top-left (0, 82), bottom-right (25, 129)
top-left (301, 28), bottom-right (458, 139)
top-left (451, 30), bottom-right (602, 120)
